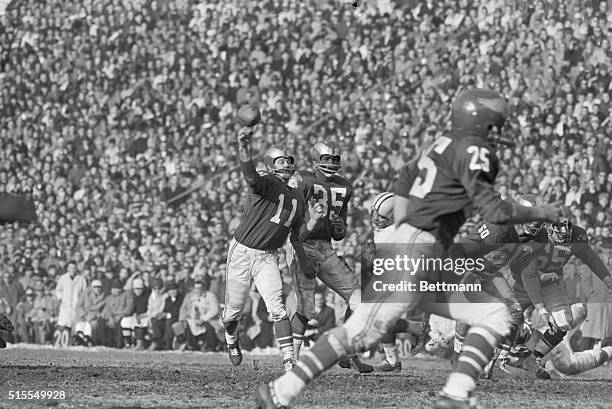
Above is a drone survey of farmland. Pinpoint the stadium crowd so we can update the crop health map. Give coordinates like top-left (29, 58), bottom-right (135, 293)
top-left (0, 0), bottom-right (611, 352)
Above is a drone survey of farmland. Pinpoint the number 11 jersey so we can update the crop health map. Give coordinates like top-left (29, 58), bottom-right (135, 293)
top-left (395, 134), bottom-right (512, 249)
top-left (233, 161), bottom-right (306, 251)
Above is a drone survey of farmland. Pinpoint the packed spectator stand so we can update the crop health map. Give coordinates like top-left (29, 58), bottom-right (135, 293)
top-left (0, 0), bottom-right (610, 352)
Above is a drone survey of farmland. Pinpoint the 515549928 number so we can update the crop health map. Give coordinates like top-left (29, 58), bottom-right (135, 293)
top-left (8, 391), bottom-right (66, 400)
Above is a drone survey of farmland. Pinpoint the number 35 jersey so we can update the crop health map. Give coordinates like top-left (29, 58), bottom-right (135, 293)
top-left (395, 134), bottom-right (512, 249)
top-left (289, 170), bottom-right (353, 242)
top-left (234, 161), bottom-right (306, 251)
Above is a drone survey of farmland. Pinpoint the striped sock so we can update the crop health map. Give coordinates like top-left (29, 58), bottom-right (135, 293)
top-left (444, 326), bottom-right (499, 398)
top-left (291, 314), bottom-right (308, 360)
top-left (274, 318), bottom-right (294, 362)
top-left (273, 330), bottom-right (346, 405)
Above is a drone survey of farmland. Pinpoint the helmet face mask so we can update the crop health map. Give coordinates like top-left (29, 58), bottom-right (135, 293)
top-left (264, 145), bottom-right (295, 183)
top-left (547, 205), bottom-right (573, 243)
top-left (312, 141), bottom-right (341, 178)
top-left (370, 192), bottom-right (393, 232)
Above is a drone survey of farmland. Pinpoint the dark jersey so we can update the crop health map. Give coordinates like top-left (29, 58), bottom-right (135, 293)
top-left (289, 169), bottom-right (353, 241)
top-left (395, 134), bottom-right (513, 248)
top-left (233, 161), bottom-right (306, 251)
top-left (450, 222), bottom-right (547, 278)
top-left (519, 226), bottom-right (610, 305)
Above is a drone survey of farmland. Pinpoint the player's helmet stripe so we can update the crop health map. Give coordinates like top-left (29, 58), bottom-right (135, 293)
top-left (373, 192), bottom-right (393, 212)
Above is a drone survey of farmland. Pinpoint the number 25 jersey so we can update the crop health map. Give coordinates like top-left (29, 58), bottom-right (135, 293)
top-left (395, 134), bottom-right (512, 249)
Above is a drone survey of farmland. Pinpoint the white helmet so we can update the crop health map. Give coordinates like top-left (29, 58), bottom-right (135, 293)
top-left (370, 192), bottom-right (394, 231)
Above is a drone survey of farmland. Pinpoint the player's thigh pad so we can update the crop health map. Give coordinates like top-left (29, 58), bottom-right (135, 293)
top-left (223, 240), bottom-right (254, 323)
top-left (542, 281), bottom-right (573, 330)
top-left (317, 252), bottom-right (359, 303)
top-left (252, 253), bottom-right (287, 322)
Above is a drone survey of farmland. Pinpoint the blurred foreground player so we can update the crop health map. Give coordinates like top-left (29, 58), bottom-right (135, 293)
top-left (0, 192), bottom-right (38, 348)
top-left (256, 88), bottom-right (563, 409)
top-left (222, 126), bottom-right (321, 371)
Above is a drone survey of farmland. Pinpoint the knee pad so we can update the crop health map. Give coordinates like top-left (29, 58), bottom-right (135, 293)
top-left (292, 313), bottom-right (309, 333)
top-left (270, 308), bottom-right (288, 323)
top-left (223, 320), bottom-right (238, 334)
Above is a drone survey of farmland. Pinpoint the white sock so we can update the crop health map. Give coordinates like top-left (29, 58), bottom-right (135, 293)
top-left (225, 331), bottom-right (237, 345)
top-left (383, 343), bottom-right (399, 365)
top-left (454, 337), bottom-right (464, 354)
top-left (273, 371), bottom-right (306, 406)
top-left (442, 372), bottom-right (476, 400)
top-left (293, 338), bottom-right (303, 360)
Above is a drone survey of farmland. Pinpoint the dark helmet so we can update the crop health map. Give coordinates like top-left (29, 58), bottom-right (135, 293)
top-left (548, 205), bottom-right (573, 244)
top-left (264, 145), bottom-right (295, 182)
top-left (451, 88), bottom-right (512, 146)
top-left (516, 194), bottom-right (544, 235)
top-left (311, 140), bottom-right (341, 178)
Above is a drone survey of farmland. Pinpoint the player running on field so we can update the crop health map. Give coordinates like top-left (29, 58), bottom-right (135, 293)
top-left (512, 206), bottom-right (612, 378)
top-left (222, 126), bottom-right (325, 372)
top-left (286, 140), bottom-right (372, 373)
top-left (256, 88), bottom-right (563, 409)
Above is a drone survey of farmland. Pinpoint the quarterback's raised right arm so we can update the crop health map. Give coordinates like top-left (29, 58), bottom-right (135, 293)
top-left (237, 127), bottom-right (266, 195)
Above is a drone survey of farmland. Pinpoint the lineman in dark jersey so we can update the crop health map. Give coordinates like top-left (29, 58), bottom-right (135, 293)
top-left (511, 206), bottom-right (612, 378)
top-left (257, 88), bottom-right (563, 409)
top-left (287, 141), bottom-right (372, 372)
top-left (222, 127), bottom-right (324, 372)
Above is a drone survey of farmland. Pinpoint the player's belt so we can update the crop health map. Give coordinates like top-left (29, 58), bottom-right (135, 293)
top-left (232, 238), bottom-right (278, 255)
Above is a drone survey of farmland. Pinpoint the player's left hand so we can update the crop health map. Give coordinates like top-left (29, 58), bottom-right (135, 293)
top-left (331, 215), bottom-right (346, 240)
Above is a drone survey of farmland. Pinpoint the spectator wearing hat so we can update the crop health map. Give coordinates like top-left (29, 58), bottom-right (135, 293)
top-left (100, 279), bottom-right (134, 348)
top-left (174, 278), bottom-right (220, 352)
top-left (73, 279), bottom-right (106, 346)
top-left (120, 277), bottom-right (150, 350)
top-left (150, 281), bottom-right (183, 350)
top-left (28, 282), bottom-right (58, 344)
top-left (144, 278), bottom-right (167, 351)
top-left (14, 288), bottom-right (36, 343)
top-left (55, 261), bottom-right (87, 334)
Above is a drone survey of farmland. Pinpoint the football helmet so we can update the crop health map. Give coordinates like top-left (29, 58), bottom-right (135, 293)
top-left (548, 205), bottom-right (573, 244)
top-left (516, 194), bottom-right (544, 235)
top-left (451, 88), bottom-right (512, 146)
top-left (370, 192), bottom-right (394, 231)
top-left (264, 145), bottom-right (295, 182)
top-left (311, 140), bottom-right (341, 178)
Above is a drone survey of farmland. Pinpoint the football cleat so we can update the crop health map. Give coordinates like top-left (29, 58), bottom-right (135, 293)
top-left (435, 392), bottom-right (482, 409)
top-left (509, 343), bottom-right (532, 359)
top-left (254, 384), bottom-right (288, 409)
top-left (227, 343), bottom-right (243, 366)
top-left (0, 314), bottom-right (14, 332)
top-left (374, 359), bottom-right (402, 373)
top-left (338, 355), bottom-right (374, 373)
top-left (283, 359), bottom-right (295, 372)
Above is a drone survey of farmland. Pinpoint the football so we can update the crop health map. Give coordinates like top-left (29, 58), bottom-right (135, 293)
top-left (236, 104), bottom-right (261, 127)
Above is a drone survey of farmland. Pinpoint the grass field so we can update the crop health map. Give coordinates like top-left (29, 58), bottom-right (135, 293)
top-left (0, 345), bottom-right (610, 409)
